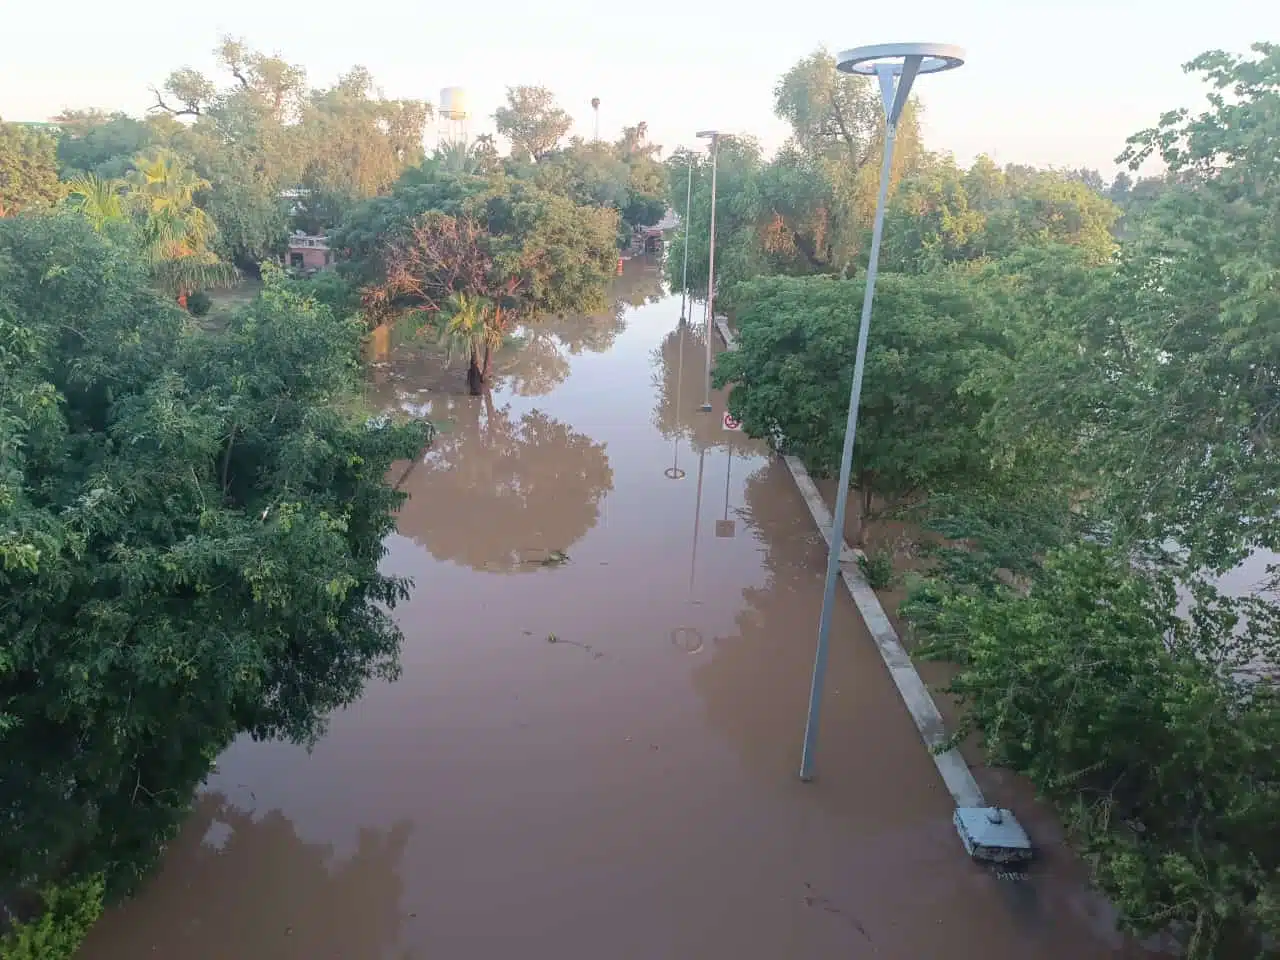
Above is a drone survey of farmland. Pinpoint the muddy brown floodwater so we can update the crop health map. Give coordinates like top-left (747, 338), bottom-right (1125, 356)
top-left (80, 259), bottom-right (1155, 960)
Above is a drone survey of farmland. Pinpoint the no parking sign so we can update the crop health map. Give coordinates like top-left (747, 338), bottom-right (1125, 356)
top-left (722, 411), bottom-right (742, 432)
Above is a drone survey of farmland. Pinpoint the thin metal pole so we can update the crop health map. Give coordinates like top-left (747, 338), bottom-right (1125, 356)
top-left (799, 123), bottom-right (897, 782)
top-left (679, 156), bottom-right (693, 322)
top-left (699, 137), bottom-right (719, 412)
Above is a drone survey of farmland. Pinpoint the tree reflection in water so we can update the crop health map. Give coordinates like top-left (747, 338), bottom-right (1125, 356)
top-left (80, 792), bottom-right (412, 960)
top-left (395, 393), bottom-right (613, 572)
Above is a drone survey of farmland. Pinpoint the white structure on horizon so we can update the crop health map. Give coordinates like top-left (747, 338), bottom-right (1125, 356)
top-left (438, 87), bottom-right (469, 150)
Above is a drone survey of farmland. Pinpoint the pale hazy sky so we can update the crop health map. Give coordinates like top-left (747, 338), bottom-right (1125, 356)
top-left (2, 0), bottom-right (1274, 176)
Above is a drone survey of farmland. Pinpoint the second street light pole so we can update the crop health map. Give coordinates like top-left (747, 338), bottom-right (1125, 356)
top-left (679, 152), bottom-right (694, 322)
top-left (696, 130), bottom-right (721, 412)
top-left (799, 43), bottom-right (966, 783)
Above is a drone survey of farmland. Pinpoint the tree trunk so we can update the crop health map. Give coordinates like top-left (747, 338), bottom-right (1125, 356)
top-left (466, 342), bottom-right (484, 396)
top-left (482, 341), bottom-right (493, 381)
top-left (850, 475), bottom-right (874, 546)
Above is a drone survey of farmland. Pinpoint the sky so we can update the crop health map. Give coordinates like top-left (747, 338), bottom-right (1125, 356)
top-left (2, 0), bottom-right (1275, 178)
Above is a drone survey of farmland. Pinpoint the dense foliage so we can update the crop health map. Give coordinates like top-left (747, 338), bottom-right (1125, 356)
top-left (909, 545), bottom-right (1280, 956)
top-left (532, 121), bottom-right (669, 242)
top-left (0, 119), bottom-right (61, 216)
top-left (494, 86), bottom-right (573, 162)
top-left (714, 271), bottom-right (1011, 537)
top-left (711, 42), bottom-right (1280, 957)
top-left (0, 215), bottom-right (429, 951)
top-left (352, 168), bottom-right (619, 393)
top-left (664, 47), bottom-right (1121, 301)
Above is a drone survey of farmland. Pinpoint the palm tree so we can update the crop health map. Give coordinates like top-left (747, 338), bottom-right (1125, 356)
top-left (64, 174), bottom-right (126, 229)
top-left (435, 140), bottom-right (473, 174)
top-left (435, 292), bottom-right (501, 395)
top-left (126, 149), bottom-right (237, 298)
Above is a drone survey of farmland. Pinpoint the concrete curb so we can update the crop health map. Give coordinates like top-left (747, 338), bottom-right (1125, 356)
top-left (712, 314), bottom-right (986, 810)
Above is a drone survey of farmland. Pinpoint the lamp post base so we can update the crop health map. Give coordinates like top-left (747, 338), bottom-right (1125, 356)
top-left (697, 403), bottom-right (712, 412)
top-left (953, 808), bottom-right (1033, 864)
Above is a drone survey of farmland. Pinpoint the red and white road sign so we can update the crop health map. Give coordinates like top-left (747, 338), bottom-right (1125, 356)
top-left (722, 411), bottom-right (742, 432)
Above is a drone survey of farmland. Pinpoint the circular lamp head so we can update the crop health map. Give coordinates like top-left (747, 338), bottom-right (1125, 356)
top-left (836, 42), bottom-right (965, 76)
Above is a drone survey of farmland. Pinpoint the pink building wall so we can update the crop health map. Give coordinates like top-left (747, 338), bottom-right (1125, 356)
top-left (287, 239), bottom-right (332, 272)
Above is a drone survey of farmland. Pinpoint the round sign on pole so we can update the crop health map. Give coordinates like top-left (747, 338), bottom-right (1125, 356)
top-left (722, 411), bottom-right (742, 432)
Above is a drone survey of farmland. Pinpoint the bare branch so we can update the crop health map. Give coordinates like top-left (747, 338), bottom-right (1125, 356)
top-left (148, 85), bottom-right (201, 118)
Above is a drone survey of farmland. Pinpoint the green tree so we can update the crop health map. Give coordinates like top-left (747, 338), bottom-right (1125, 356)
top-left (53, 110), bottom-right (176, 179)
top-left (145, 37), bottom-right (427, 265)
top-left (774, 49), bottom-right (922, 268)
top-left (0, 119), bottom-right (61, 216)
top-left (0, 215), bottom-right (429, 951)
top-left (714, 271), bottom-right (1011, 539)
top-left (363, 175), bottom-right (619, 393)
top-left (1093, 42), bottom-right (1280, 571)
top-left (329, 165), bottom-right (490, 287)
top-left (662, 136), bottom-right (768, 299)
top-left (879, 154), bottom-right (986, 271)
top-left (125, 149), bottom-right (238, 297)
top-left (979, 171), bottom-right (1120, 262)
top-left (63, 173), bottom-right (126, 229)
top-left (494, 86), bottom-right (573, 162)
top-left (292, 66), bottom-right (431, 232)
top-left (148, 37), bottom-right (305, 265)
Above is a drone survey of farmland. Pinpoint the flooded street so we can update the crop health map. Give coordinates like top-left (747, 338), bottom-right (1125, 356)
top-left (80, 261), bottom-right (1147, 959)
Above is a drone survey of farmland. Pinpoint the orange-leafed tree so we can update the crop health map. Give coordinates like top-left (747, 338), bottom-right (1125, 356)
top-left (366, 212), bottom-right (523, 395)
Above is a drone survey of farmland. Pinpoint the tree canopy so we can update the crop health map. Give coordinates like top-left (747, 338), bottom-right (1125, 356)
top-left (353, 167), bottom-right (619, 393)
top-left (494, 86), bottom-right (573, 162)
top-left (0, 119), bottom-right (61, 217)
top-left (141, 37), bottom-right (432, 265)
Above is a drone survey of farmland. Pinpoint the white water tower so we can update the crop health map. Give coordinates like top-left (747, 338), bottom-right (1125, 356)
top-left (438, 87), bottom-right (469, 149)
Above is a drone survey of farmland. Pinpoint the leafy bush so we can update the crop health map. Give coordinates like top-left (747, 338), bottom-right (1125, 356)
top-left (186, 289), bottom-right (212, 316)
top-left (714, 271), bottom-right (1012, 507)
top-left (907, 543), bottom-right (1280, 958)
top-left (857, 549), bottom-right (894, 590)
top-left (0, 214), bottom-right (430, 917)
top-left (0, 877), bottom-right (104, 960)
top-left (289, 268), bottom-right (360, 318)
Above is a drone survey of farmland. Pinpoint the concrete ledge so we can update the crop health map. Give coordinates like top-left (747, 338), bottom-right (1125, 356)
top-left (712, 313), bottom-right (986, 811)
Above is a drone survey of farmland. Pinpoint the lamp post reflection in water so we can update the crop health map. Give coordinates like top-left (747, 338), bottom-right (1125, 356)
top-left (664, 321), bottom-right (688, 482)
top-left (671, 448), bottom-right (708, 654)
top-left (715, 449), bottom-right (735, 539)
top-left (665, 322), bottom-right (702, 653)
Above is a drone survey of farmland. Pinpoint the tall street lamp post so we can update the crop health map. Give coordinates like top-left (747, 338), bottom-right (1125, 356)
top-left (679, 151), bottom-right (695, 323)
top-left (799, 43), bottom-right (965, 782)
top-left (695, 130), bottom-right (723, 412)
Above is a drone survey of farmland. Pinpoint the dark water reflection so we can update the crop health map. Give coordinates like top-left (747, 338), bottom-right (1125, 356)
top-left (80, 258), bottom-right (1150, 959)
